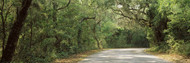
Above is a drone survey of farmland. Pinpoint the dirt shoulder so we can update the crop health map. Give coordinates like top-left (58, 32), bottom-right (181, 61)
top-left (145, 51), bottom-right (190, 63)
top-left (54, 49), bottom-right (105, 63)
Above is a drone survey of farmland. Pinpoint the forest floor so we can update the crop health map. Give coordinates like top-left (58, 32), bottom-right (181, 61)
top-left (54, 49), bottom-right (105, 63)
top-left (78, 48), bottom-right (170, 63)
top-left (146, 51), bottom-right (190, 63)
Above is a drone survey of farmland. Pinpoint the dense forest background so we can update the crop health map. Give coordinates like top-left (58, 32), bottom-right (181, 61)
top-left (0, 0), bottom-right (189, 62)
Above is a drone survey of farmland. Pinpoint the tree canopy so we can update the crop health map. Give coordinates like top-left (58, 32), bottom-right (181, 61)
top-left (0, 0), bottom-right (190, 62)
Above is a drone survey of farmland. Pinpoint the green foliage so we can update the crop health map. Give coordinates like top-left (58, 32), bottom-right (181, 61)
top-left (106, 27), bottom-right (149, 48)
top-left (146, 28), bottom-right (156, 47)
top-left (147, 42), bottom-right (170, 53)
top-left (1, 0), bottom-right (190, 62)
top-left (167, 35), bottom-right (190, 56)
top-left (147, 0), bottom-right (190, 56)
top-left (182, 43), bottom-right (190, 56)
top-left (2, 0), bottom-right (124, 62)
top-left (57, 52), bottom-right (69, 58)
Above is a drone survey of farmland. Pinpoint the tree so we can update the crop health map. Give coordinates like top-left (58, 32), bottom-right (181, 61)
top-left (0, 0), bottom-right (13, 55)
top-left (1, 0), bottom-right (32, 62)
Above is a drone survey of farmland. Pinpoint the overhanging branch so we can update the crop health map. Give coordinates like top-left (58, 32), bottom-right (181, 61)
top-left (5, 4), bottom-right (13, 21)
top-left (56, 0), bottom-right (71, 11)
top-left (81, 17), bottom-right (96, 22)
top-left (111, 7), bottom-right (134, 20)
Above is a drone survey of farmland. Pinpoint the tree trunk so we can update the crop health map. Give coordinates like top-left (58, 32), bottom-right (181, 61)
top-left (0, 0), bottom-right (32, 62)
top-left (153, 13), bottom-right (168, 45)
top-left (77, 17), bottom-right (96, 51)
top-left (93, 23), bottom-right (101, 49)
top-left (77, 20), bottom-right (82, 51)
top-left (0, 0), bottom-right (6, 54)
top-left (30, 20), bottom-right (33, 48)
top-left (52, 2), bottom-right (61, 50)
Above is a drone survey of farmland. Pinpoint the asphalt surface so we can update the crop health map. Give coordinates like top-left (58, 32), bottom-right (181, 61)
top-left (78, 48), bottom-right (171, 63)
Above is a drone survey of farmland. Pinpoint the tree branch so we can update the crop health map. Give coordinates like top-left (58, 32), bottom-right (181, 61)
top-left (81, 17), bottom-right (96, 22)
top-left (111, 7), bottom-right (134, 20)
top-left (139, 18), bottom-right (147, 22)
top-left (128, 8), bottom-right (147, 15)
top-left (56, 0), bottom-right (71, 11)
top-left (96, 20), bottom-right (102, 25)
top-left (5, 4), bottom-right (13, 22)
top-left (1, 0), bottom-right (5, 18)
top-left (0, 0), bottom-right (5, 53)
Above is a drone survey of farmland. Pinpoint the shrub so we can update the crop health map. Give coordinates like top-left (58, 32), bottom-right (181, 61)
top-left (180, 42), bottom-right (190, 56)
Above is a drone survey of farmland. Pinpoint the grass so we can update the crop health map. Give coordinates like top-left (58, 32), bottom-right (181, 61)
top-left (145, 50), bottom-right (190, 63)
top-left (54, 49), bottom-right (105, 63)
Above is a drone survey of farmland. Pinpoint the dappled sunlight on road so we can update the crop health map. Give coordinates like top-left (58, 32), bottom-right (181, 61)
top-left (78, 48), bottom-right (171, 63)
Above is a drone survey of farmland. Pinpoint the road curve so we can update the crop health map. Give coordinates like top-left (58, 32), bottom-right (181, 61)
top-left (78, 48), bottom-right (171, 63)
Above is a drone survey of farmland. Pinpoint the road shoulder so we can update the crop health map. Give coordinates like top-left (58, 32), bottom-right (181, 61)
top-left (145, 50), bottom-right (190, 63)
top-left (54, 49), bottom-right (104, 63)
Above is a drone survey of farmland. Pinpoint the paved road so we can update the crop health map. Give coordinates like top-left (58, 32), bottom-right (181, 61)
top-left (78, 48), bottom-right (171, 63)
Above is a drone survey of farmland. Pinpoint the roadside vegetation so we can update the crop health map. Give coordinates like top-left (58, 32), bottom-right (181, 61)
top-left (0, 0), bottom-right (189, 63)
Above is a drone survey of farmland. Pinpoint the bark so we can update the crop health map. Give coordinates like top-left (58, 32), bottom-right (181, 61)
top-left (52, 2), bottom-right (61, 50)
top-left (30, 20), bottom-right (33, 48)
top-left (93, 29), bottom-right (101, 49)
top-left (92, 20), bottom-right (102, 49)
top-left (56, 0), bottom-right (71, 11)
top-left (0, 0), bottom-right (32, 62)
top-left (77, 19), bottom-right (83, 51)
top-left (0, 0), bottom-right (6, 53)
top-left (127, 33), bottom-right (133, 44)
top-left (52, 1), bottom-right (71, 50)
top-left (152, 12), bottom-right (168, 45)
top-left (77, 17), bottom-right (95, 51)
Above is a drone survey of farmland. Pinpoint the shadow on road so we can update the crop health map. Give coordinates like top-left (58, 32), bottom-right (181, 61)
top-left (78, 48), bottom-right (171, 63)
